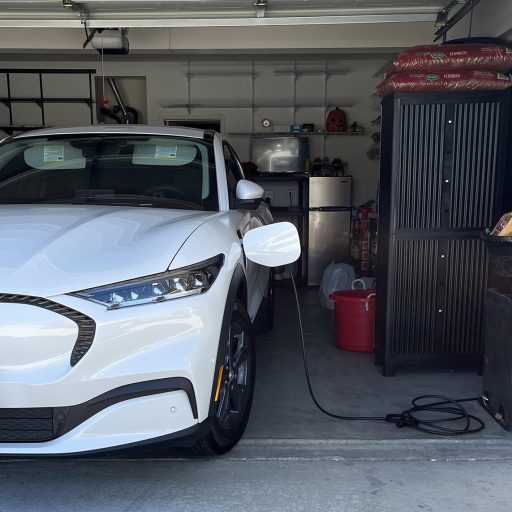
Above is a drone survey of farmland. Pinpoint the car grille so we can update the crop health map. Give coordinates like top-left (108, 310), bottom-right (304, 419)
top-left (0, 408), bottom-right (55, 442)
top-left (0, 293), bottom-right (96, 366)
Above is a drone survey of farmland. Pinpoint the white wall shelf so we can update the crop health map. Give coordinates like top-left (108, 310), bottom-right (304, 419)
top-left (165, 61), bottom-right (356, 116)
top-left (166, 60), bottom-right (365, 158)
top-left (227, 131), bottom-right (367, 137)
top-left (183, 69), bottom-right (349, 78)
top-left (162, 101), bottom-right (355, 109)
top-left (274, 69), bottom-right (349, 77)
top-left (186, 71), bottom-right (257, 78)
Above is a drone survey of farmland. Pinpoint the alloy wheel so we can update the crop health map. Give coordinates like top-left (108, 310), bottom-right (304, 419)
top-left (216, 317), bottom-right (251, 430)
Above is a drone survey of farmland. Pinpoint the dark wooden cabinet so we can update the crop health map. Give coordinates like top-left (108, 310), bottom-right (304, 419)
top-left (375, 90), bottom-right (512, 375)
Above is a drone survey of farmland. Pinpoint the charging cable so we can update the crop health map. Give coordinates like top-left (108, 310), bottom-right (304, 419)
top-left (288, 267), bottom-right (485, 436)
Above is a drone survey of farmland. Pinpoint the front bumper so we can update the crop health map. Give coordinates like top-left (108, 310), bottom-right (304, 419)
top-left (0, 386), bottom-right (199, 455)
top-left (0, 274), bottom-right (230, 454)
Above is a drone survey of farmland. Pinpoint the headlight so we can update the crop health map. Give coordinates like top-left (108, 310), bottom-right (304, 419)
top-left (73, 255), bottom-right (224, 309)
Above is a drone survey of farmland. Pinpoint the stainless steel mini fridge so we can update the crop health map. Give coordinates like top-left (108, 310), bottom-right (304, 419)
top-left (307, 177), bottom-right (352, 286)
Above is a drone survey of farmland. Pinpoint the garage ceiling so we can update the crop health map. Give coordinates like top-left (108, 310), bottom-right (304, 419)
top-left (0, 0), bottom-right (450, 27)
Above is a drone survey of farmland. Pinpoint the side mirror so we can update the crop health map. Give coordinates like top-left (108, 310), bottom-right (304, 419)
top-left (235, 180), bottom-right (264, 210)
top-left (243, 222), bottom-right (301, 267)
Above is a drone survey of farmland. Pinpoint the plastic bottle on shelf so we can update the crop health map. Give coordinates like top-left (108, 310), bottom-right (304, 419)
top-left (351, 219), bottom-right (362, 265)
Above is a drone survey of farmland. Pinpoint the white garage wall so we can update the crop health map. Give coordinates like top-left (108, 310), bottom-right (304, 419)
top-left (0, 56), bottom-right (387, 206)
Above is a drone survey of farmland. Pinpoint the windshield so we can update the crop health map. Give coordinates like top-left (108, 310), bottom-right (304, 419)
top-left (0, 134), bottom-right (218, 211)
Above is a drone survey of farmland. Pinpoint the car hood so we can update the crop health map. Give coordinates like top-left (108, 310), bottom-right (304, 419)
top-left (0, 205), bottom-right (217, 297)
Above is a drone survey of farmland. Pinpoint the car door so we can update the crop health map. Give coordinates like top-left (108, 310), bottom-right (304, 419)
top-left (222, 141), bottom-right (271, 320)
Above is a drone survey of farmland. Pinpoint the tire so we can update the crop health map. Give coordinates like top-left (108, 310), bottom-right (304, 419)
top-left (256, 270), bottom-right (274, 333)
top-left (190, 300), bottom-right (256, 455)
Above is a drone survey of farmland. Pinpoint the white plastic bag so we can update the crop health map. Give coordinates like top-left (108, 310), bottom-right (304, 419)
top-left (319, 262), bottom-right (356, 310)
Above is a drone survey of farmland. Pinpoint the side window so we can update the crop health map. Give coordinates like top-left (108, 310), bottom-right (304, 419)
top-left (223, 142), bottom-right (245, 207)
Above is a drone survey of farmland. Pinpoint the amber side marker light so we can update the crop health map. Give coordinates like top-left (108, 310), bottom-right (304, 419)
top-left (214, 365), bottom-right (224, 402)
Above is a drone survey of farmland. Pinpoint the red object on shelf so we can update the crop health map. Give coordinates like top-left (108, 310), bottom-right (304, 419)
top-left (351, 210), bottom-right (373, 274)
top-left (100, 99), bottom-right (110, 106)
top-left (358, 207), bottom-right (372, 220)
top-left (329, 290), bottom-right (376, 353)
top-left (326, 107), bottom-right (348, 132)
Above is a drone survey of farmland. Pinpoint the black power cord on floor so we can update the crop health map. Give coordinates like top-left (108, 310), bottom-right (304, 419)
top-left (288, 267), bottom-right (485, 436)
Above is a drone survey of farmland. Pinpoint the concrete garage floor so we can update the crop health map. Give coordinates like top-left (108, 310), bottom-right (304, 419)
top-left (245, 286), bottom-right (510, 441)
top-left (2, 457), bottom-right (512, 512)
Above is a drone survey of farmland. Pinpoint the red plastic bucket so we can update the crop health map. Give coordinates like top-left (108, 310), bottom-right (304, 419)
top-left (329, 290), bottom-right (376, 352)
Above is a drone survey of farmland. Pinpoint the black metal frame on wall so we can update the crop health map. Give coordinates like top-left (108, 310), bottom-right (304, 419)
top-left (375, 90), bottom-right (512, 376)
top-left (0, 69), bottom-right (96, 133)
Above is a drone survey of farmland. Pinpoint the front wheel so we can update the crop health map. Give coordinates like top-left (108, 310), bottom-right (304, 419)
top-left (191, 301), bottom-right (255, 455)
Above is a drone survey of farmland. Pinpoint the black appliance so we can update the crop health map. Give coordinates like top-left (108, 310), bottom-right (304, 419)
top-left (251, 137), bottom-right (309, 174)
top-left (375, 90), bottom-right (512, 376)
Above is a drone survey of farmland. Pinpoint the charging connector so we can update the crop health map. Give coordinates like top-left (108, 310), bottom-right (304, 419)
top-left (288, 266), bottom-right (485, 436)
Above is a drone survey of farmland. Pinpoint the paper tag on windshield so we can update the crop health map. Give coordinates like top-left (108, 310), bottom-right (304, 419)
top-left (155, 145), bottom-right (177, 160)
top-left (44, 145), bottom-right (65, 164)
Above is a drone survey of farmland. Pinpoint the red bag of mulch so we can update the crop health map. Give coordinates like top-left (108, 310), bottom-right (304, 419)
top-left (375, 70), bottom-right (512, 98)
top-left (386, 44), bottom-right (512, 76)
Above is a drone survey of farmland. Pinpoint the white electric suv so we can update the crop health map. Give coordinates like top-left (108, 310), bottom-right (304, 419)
top-left (0, 125), bottom-right (300, 456)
